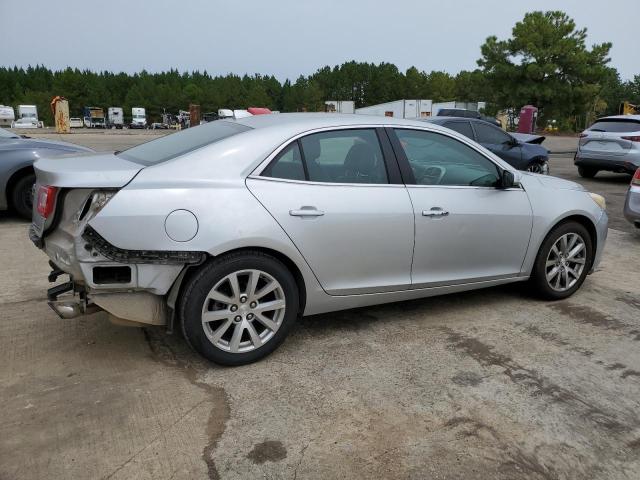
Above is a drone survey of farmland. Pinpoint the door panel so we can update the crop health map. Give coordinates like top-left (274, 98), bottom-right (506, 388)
top-left (247, 179), bottom-right (414, 295)
top-left (408, 186), bottom-right (532, 286)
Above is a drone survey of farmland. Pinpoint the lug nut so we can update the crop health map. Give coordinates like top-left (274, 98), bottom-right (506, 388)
top-left (234, 315), bottom-right (242, 322)
top-left (247, 313), bottom-right (254, 320)
top-left (250, 301), bottom-right (257, 308)
top-left (230, 305), bottom-right (238, 312)
top-left (240, 295), bottom-right (248, 303)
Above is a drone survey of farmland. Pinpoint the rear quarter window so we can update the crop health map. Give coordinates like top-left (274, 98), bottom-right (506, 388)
top-left (117, 121), bottom-right (251, 166)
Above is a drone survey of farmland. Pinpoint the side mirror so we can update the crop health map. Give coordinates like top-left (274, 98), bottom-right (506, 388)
top-left (499, 170), bottom-right (516, 189)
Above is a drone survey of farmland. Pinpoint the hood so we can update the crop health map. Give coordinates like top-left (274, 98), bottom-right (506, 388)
top-left (34, 152), bottom-right (143, 188)
top-left (520, 172), bottom-right (585, 191)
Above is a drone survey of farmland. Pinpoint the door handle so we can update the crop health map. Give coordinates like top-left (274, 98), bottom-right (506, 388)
top-left (422, 208), bottom-right (449, 217)
top-left (289, 207), bottom-right (325, 217)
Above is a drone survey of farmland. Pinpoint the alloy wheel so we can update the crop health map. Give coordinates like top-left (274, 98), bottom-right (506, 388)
top-left (545, 233), bottom-right (587, 292)
top-left (527, 162), bottom-right (549, 174)
top-left (201, 269), bottom-right (286, 353)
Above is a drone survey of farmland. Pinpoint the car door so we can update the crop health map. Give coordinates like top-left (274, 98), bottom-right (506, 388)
top-left (388, 127), bottom-right (533, 287)
top-left (247, 127), bottom-right (414, 295)
top-left (472, 121), bottom-right (523, 167)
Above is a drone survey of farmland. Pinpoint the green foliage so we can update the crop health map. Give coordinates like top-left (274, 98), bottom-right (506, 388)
top-left (478, 10), bottom-right (614, 124)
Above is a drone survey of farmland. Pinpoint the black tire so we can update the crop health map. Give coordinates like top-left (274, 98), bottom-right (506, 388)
top-left (530, 221), bottom-right (593, 300)
top-left (179, 251), bottom-right (299, 366)
top-left (11, 173), bottom-right (36, 220)
top-left (578, 166), bottom-right (597, 178)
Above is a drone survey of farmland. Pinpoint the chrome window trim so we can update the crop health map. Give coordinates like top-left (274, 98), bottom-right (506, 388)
top-left (246, 175), bottom-right (407, 189)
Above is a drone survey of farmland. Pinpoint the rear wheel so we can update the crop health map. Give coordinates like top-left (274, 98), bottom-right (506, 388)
top-left (180, 251), bottom-right (299, 366)
top-left (578, 166), bottom-right (598, 178)
top-left (530, 221), bottom-right (593, 300)
top-left (11, 173), bottom-right (36, 220)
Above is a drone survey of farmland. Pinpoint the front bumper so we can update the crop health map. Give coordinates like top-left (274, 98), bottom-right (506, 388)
top-left (591, 210), bottom-right (608, 272)
top-left (624, 186), bottom-right (640, 228)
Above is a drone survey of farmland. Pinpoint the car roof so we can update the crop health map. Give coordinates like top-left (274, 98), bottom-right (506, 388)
top-left (424, 116), bottom-right (498, 127)
top-left (233, 112), bottom-right (444, 134)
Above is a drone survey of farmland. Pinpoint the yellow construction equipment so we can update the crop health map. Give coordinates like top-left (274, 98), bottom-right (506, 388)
top-left (620, 101), bottom-right (640, 115)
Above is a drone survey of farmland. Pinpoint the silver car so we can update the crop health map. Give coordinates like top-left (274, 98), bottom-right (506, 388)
top-left (624, 168), bottom-right (640, 229)
top-left (575, 115), bottom-right (640, 178)
top-left (31, 114), bottom-right (609, 365)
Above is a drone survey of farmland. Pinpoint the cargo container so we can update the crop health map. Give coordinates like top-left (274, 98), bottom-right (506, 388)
top-left (107, 107), bottom-right (124, 129)
top-left (355, 99), bottom-right (433, 119)
top-left (0, 105), bottom-right (14, 127)
top-left (324, 101), bottom-right (355, 114)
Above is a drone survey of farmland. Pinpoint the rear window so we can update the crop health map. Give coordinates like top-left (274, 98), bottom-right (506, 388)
top-left (589, 119), bottom-right (640, 133)
top-left (117, 121), bottom-right (251, 166)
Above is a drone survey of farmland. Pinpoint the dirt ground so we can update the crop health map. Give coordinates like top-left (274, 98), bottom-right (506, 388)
top-left (1, 131), bottom-right (639, 480)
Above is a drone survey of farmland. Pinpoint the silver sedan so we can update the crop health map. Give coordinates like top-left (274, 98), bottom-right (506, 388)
top-left (31, 114), bottom-right (609, 365)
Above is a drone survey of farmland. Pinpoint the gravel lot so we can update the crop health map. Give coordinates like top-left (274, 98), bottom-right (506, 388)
top-left (1, 131), bottom-right (639, 479)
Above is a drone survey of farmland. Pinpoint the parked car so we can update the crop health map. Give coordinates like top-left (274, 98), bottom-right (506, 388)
top-left (69, 117), bottom-right (84, 128)
top-left (437, 108), bottom-right (501, 127)
top-left (0, 127), bottom-right (93, 218)
top-left (624, 168), bottom-right (640, 230)
top-left (11, 117), bottom-right (41, 128)
top-left (31, 114), bottom-right (607, 365)
top-left (425, 117), bottom-right (550, 174)
top-left (575, 115), bottom-right (640, 178)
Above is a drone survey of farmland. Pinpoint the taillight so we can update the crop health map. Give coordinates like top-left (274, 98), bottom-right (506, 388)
top-left (36, 185), bottom-right (58, 218)
top-left (632, 169), bottom-right (640, 186)
top-left (622, 136), bottom-right (640, 142)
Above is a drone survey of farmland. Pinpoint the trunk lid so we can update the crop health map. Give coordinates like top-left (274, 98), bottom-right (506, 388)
top-left (34, 152), bottom-right (143, 188)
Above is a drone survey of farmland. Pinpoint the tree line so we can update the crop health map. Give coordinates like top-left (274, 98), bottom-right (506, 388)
top-left (1, 11), bottom-right (638, 130)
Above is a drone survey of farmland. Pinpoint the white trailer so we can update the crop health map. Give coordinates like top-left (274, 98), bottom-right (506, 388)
top-left (0, 105), bottom-right (15, 127)
top-left (355, 99), bottom-right (433, 119)
top-left (107, 107), bottom-right (124, 129)
top-left (325, 100), bottom-right (355, 114)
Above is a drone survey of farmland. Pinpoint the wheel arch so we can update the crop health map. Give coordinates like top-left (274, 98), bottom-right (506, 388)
top-left (538, 213), bottom-right (598, 268)
top-left (5, 165), bottom-right (35, 209)
top-left (169, 246), bottom-right (307, 319)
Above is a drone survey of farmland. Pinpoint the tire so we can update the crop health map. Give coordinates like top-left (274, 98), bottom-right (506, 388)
top-left (526, 160), bottom-right (549, 175)
top-left (180, 251), bottom-right (299, 366)
top-left (578, 166), bottom-right (597, 178)
top-left (11, 173), bottom-right (36, 220)
top-left (530, 221), bottom-right (593, 300)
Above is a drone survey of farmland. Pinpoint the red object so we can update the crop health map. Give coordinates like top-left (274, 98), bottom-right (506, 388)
top-left (622, 136), bottom-right (640, 142)
top-left (632, 168), bottom-right (640, 186)
top-left (517, 105), bottom-right (538, 134)
top-left (247, 107), bottom-right (272, 115)
top-left (36, 185), bottom-right (58, 218)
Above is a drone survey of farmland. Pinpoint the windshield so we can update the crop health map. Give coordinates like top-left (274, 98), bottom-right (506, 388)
top-left (0, 128), bottom-right (19, 138)
top-left (117, 120), bottom-right (251, 166)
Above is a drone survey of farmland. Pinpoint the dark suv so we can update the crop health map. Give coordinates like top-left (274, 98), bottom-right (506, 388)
top-left (425, 117), bottom-right (550, 174)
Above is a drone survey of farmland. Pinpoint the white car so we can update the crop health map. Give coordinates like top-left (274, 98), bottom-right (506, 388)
top-left (69, 118), bottom-right (84, 128)
top-left (11, 118), bottom-right (41, 129)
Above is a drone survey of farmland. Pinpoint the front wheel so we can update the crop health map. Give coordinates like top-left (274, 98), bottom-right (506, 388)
top-left (11, 173), bottom-right (36, 220)
top-left (526, 161), bottom-right (549, 175)
top-left (180, 251), bottom-right (299, 366)
top-left (530, 221), bottom-right (593, 300)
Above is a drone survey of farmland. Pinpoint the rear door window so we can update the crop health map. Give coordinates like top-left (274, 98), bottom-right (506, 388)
top-left (443, 121), bottom-right (474, 140)
top-left (474, 123), bottom-right (512, 145)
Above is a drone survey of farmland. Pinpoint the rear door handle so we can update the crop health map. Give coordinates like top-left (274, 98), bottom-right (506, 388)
top-left (289, 207), bottom-right (325, 217)
top-left (422, 208), bottom-right (449, 217)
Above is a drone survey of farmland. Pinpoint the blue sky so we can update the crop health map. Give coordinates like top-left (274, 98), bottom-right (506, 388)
top-left (1, 0), bottom-right (637, 80)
